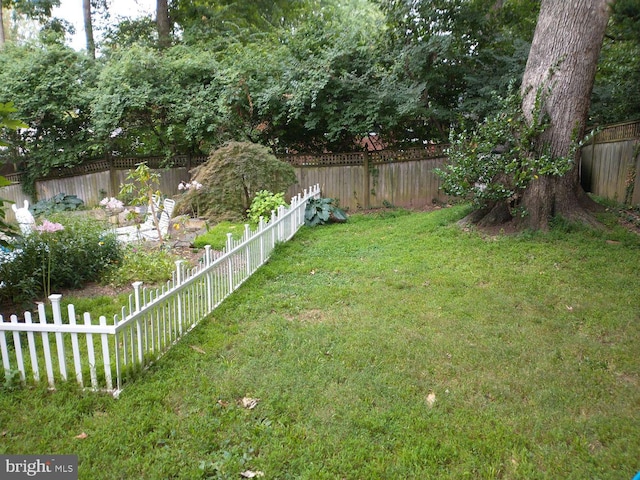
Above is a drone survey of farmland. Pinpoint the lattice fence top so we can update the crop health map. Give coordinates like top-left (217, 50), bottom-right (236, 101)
top-left (283, 144), bottom-right (449, 167)
top-left (369, 144), bottom-right (449, 165)
top-left (591, 120), bottom-right (640, 144)
top-left (2, 146), bottom-right (449, 182)
top-left (3, 155), bottom-right (210, 183)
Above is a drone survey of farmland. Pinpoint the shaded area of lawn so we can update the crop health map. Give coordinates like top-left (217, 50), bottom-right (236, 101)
top-left (1, 205), bottom-right (639, 479)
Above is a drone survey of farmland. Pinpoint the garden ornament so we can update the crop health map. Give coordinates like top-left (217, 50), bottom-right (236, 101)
top-left (12, 200), bottom-right (36, 235)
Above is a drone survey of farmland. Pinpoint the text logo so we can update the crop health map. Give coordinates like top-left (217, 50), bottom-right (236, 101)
top-left (0, 455), bottom-right (78, 479)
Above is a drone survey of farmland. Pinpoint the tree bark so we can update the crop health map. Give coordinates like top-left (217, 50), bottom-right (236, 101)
top-left (83, 0), bottom-right (95, 59)
top-left (518, 0), bottom-right (612, 230)
top-left (0, 0), bottom-right (5, 47)
top-left (157, 0), bottom-right (171, 49)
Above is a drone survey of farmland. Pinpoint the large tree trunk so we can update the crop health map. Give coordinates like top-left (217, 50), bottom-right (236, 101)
top-left (157, 0), bottom-right (171, 49)
top-left (0, 0), bottom-right (5, 47)
top-left (518, 0), bottom-right (612, 230)
top-left (83, 0), bottom-right (95, 59)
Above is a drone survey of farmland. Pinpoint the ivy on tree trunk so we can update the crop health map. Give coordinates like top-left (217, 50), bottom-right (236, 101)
top-left (518, 0), bottom-right (612, 230)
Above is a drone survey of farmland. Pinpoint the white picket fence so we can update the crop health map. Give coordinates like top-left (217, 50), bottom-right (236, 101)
top-left (0, 184), bottom-right (320, 395)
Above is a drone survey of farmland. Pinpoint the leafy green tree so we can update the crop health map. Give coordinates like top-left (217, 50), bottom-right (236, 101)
top-left (101, 16), bottom-right (158, 51)
top-left (92, 44), bottom-right (227, 157)
top-left (590, 0), bottom-right (640, 124)
top-left (213, 0), bottom-right (432, 153)
top-left (442, 0), bottom-right (612, 231)
top-left (2, 0), bottom-right (73, 47)
top-left (5, 0), bottom-right (59, 20)
top-left (0, 42), bottom-right (97, 195)
top-left (251, 5), bottom-right (393, 151)
top-left (172, 0), bottom-right (328, 47)
top-left (375, 0), bottom-right (539, 141)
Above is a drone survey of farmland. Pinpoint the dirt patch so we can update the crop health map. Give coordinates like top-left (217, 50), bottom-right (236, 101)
top-left (285, 309), bottom-right (328, 324)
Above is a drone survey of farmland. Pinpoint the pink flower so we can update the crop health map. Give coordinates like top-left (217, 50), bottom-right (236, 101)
top-left (179, 180), bottom-right (203, 191)
top-left (100, 197), bottom-right (124, 211)
top-left (35, 220), bottom-right (64, 233)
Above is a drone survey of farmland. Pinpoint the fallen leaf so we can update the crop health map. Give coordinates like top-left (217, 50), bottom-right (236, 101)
top-left (240, 471), bottom-right (264, 478)
top-left (217, 399), bottom-right (230, 407)
top-left (310, 269), bottom-right (316, 275)
top-left (240, 397), bottom-right (260, 409)
top-left (426, 392), bottom-right (436, 407)
top-left (190, 345), bottom-right (206, 354)
top-left (75, 432), bottom-right (88, 439)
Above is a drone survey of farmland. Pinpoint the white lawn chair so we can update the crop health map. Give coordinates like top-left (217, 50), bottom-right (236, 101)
top-left (115, 195), bottom-right (164, 243)
top-left (139, 198), bottom-right (175, 241)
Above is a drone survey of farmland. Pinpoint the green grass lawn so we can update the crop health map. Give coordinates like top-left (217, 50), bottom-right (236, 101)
top-left (1, 205), bottom-right (638, 479)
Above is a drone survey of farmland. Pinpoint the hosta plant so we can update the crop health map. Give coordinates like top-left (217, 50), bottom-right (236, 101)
top-left (304, 197), bottom-right (348, 227)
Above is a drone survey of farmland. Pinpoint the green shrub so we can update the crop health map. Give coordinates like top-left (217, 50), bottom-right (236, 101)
top-left (247, 190), bottom-right (287, 225)
top-left (0, 214), bottom-right (120, 308)
top-left (102, 246), bottom-right (181, 287)
top-left (304, 197), bottom-right (348, 227)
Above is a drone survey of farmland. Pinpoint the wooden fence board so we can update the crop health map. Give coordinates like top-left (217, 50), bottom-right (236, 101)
top-left (288, 157), bottom-right (448, 211)
top-left (581, 138), bottom-right (639, 203)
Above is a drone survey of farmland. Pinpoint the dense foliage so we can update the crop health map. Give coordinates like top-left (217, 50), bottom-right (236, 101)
top-left (0, 43), bottom-right (97, 194)
top-left (590, 0), bottom-right (640, 125)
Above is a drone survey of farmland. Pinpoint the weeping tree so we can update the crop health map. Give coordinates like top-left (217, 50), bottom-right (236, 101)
top-left (177, 141), bottom-right (297, 222)
top-left (440, 0), bottom-right (613, 231)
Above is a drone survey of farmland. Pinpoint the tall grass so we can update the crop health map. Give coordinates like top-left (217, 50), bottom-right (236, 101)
top-left (0, 206), bottom-right (638, 479)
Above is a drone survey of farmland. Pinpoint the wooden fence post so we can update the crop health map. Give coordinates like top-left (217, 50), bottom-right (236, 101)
top-left (108, 153), bottom-right (118, 198)
top-left (363, 150), bottom-right (370, 210)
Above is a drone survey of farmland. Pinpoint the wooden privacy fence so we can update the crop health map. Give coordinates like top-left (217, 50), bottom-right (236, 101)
top-left (283, 144), bottom-right (449, 211)
top-left (0, 184), bottom-right (320, 395)
top-left (580, 120), bottom-right (640, 205)
top-left (0, 146), bottom-right (450, 222)
top-left (1, 155), bottom-right (208, 224)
